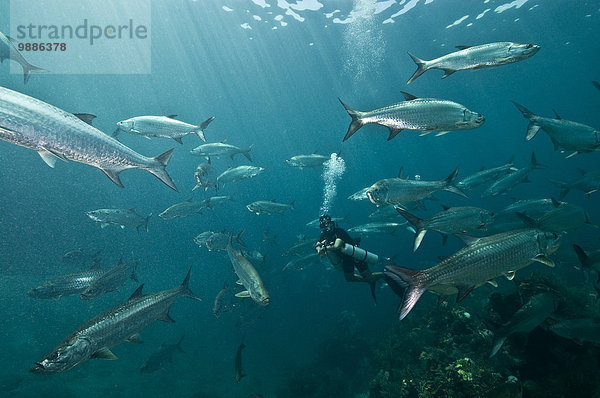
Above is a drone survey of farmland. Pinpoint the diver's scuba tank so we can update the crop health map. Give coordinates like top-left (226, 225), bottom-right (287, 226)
top-left (332, 238), bottom-right (380, 264)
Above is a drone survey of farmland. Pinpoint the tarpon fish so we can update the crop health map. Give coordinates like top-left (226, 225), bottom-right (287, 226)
top-left (86, 208), bottom-right (152, 232)
top-left (340, 92), bottom-right (484, 141)
top-left (246, 200), bottom-right (295, 215)
top-left (158, 199), bottom-right (206, 220)
top-left (348, 187), bottom-right (369, 201)
top-left (190, 142), bottom-right (253, 161)
top-left (0, 31), bottom-right (46, 84)
top-left (27, 266), bottom-right (105, 300)
top-left (114, 115), bottom-right (214, 143)
top-left (0, 87), bottom-right (177, 190)
top-left (515, 199), bottom-right (592, 233)
top-left (140, 336), bottom-right (185, 374)
top-left (549, 318), bottom-right (600, 344)
top-left (226, 234), bottom-right (270, 306)
top-left (31, 268), bottom-right (199, 373)
top-left (202, 195), bottom-right (233, 209)
top-left (348, 221), bottom-right (407, 235)
top-left (282, 253), bottom-right (324, 272)
top-left (573, 244), bottom-right (600, 276)
top-left (80, 259), bottom-right (138, 300)
top-left (406, 42), bottom-right (540, 84)
top-left (500, 198), bottom-right (562, 220)
top-left (62, 248), bottom-right (103, 266)
top-left (285, 153), bottom-right (329, 168)
top-left (216, 166), bottom-right (264, 189)
top-left (456, 158), bottom-right (516, 190)
top-left (366, 167), bottom-right (466, 206)
top-left (235, 343), bottom-right (246, 383)
top-left (384, 229), bottom-right (560, 320)
top-left (552, 170), bottom-right (600, 199)
top-left (489, 292), bottom-right (556, 357)
top-left (192, 159), bottom-right (217, 191)
top-left (194, 230), bottom-right (246, 252)
top-left (482, 153), bottom-right (544, 197)
top-left (282, 237), bottom-right (316, 257)
top-left (512, 101), bottom-right (600, 157)
top-left (396, 205), bottom-right (495, 251)
top-left (213, 282), bottom-right (231, 318)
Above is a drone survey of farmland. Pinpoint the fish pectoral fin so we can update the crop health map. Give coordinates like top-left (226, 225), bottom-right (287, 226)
top-left (525, 123), bottom-right (541, 141)
top-left (100, 223), bottom-right (109, 228)
top-left (126, 334), bottom-right (144, 344)
top-left (38, 150), bottom-right (59, 168)
top-left (505, 271), bottom-right (516, 280)
top-left (487, 280), bottom-right (498, 288)
top-left (92, 348), bottom-right (118, 360)
top-left (120, 225), bottom-right (125, 229)
top-left (455, 284), bottom-right (475, 302)
top-left (235, 291), bottom-right (251, 298)
top-left (434, 131), bottom-right (451, 137)
top-left (565, 151), bottom-right (579, 159)
top-left (533, 254), bottom-right (555, 267)
top-left (386, 127), bottom-right (403, 141)
top-left (173, 137), bottom-right (183, 144)
top-left (235, 280), bottom-right (244, 286)
top-left (100, 168), bottom-right (124, 188)
top-left (158, 310), bottom-right (176, 323)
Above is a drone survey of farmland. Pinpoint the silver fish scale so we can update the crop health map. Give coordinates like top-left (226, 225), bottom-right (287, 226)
top-left (533, 117), bottom-right (599, 151)
top-left (132, 117), bottom-right (196, 136)
top-left (422, 229), bottom-right (544, 286)
top-left (433, 42), bottom-right (515, 70)
top-left (63, 287), bottom-right (182, 352)
top-left (85, 262), bottom-right (136, 296)
top-left (0, 87), bottom-right (153, 169)
top-left (364, 99), bottom-right (467, 130)
top-left (31, 270), bottom-right (105, 298)
top-left (426, 207), bottom-right (487, 232)
top-left (458, 165), bottom-right (513, 188)
top-left (382, 179), bottom-right (447, 203)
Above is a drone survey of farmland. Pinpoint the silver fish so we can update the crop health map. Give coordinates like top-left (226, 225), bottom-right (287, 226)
top-left (407, 42), bottom-right (540, 84)
top-left (482, 153), bottom-right (544, 197)
top-left (340, 92), bottom-right (484, 141)
top-left (500, 198), bottom-right (562, 219)
top-left (457, 159), bottom-right (517, 190)
top-left (194, 230), bottom-right (246, 252)
top-left (552, 170), bottom-right (600, 199)
top-left (213, 282), bottom-right (231, 318)
top-left (282, 253), bottom-right (325, 272)
top-left (384, 229), bottom-right (560, 320)
top-left (282, 237), bottom-right (316, 257)
top-left (62, 248), bottom-right (103, 266)
top-left (202, 195), bottom-right (233, 209)
top-left (192, 159), bottom-right (217, 191)
top-left (366, 168), bottom-right (466, 206)
top-left (0, 86), bottom-right (177, 190)
top-left (27, 266), bottom-right (105, 300)
top-left (216, 166), bottom-right (264, 189)
top-left (549, 318), bottom-right (600, 344)
top-left (31, 268), bottom-right (199, 373)
top-left (513, 101), bottom-right (600, 156)
top-left (573, 244), bottom-right (600, 275)
top-left (190, 142), bottom-right (253, 161)
top-left (396, 205), bottom-right (495, 251)
top-left (140, 336), bottom-right (185, 374)
top-left (246, 200), bottom-right (294, 215)
top-left (80, 259), bottom-right (138, 300)
top-left (490, 292), bottom-right (556, 357)
top-left (348, 221), bottom-right (407, 235)
top-left (114, 115), bottom-right (214, 143)
top-left (348, 187), bottom-right (369, 201)
top-left (86, 208), bottom-right (151, 231)
top-left (159, 199), bottom-right (206, 220)
top-left (285, 153), bottom-right (329, 168)
top-left (516, 199), bottom-right (592, 233)
top-left (0, 31), bottom-right (46, 84)
top-left (226, 234), bottom-right (270, 306)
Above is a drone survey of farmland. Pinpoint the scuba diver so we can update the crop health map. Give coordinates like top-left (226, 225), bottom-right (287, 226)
top-left (315, 214), bottom-right (384, 302)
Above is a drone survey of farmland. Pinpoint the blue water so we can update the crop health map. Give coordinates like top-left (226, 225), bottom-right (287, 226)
top-left (1, 1), bottom-right (599, 397)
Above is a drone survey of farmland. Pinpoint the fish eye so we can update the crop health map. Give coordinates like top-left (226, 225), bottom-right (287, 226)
top-left (48, 352), bottom-right (59, 361)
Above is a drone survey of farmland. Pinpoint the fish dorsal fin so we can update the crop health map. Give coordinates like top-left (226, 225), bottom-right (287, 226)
top-left (128, 284), bottom-right (144, 301)
top-left (92, 347), bottom-right (118, 360)
top-left (552, 109), bottom-right (561, 119)
top-left (505, 271), bottom-right (516, 280)
top-left (235, 291), bottom-right (251, 298)
top-left (400, 91), bottom-right (418, 101)
top-left (397, 167), bottom-right (403, 179)
top-left (166, 114), bottom-right (178, 119)
top-left (551, 197), bottom-right (561, 208)
top-left (73, 113), bottom-right (97, 126)
top-left (515, 212), bottom-right (537, 228)
top-left (456, 45), bottom-right (472, 50)
top-left (533, 254), bottom-right (555, 267)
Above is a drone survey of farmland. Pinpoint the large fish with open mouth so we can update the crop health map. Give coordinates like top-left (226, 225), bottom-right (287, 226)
top-left (339, 92), bottom-right (484, 141)
top-left (0, 86), bottom-right (177, 190)
top-left (0, 31), bottom-right (46, 84)
top-left (31, 268), bottom-right (200, 373)
top-left (406, 42), bottom-right (540, 84)
top-left (384, 229), bottom-right (560, 320)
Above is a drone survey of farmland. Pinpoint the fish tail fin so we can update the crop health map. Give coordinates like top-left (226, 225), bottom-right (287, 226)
top-left (144, 213), bottom-right (152, 233)
top-left (490, 336), bottom-right (507, 358)
top-left (550, 179), bottom-right (569, 199)
top-left (395, 206), bottom-right (427, 251)
top-left (530, 152), bottom-right (546, 169)
top-left (511, 101), bottom-right (541, 140)
top-left (195, 116), bottom-right (214, 142)
top-left (242, 145), bottom-right (253, 162)
top-left (339, 98), bottom-right (365, 141)
top-left (384, 265), bottom-right (427, 320)
top-left (180, 267), bottom-right (201, 301)
top-left (573, 244), bottom-right (590, 269)
top-left (406, 52), bottom-right (428, 84)
top-left (290, 200), bottom-right (295, 210)
top-left (22, 61), bottom-right (46, 84)
top-left (236, 229), bottom-right (248, 248)
top-left (148, 148), bottom-right (178, 191)
top-left (443, 167), bottom-right (468, 198)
